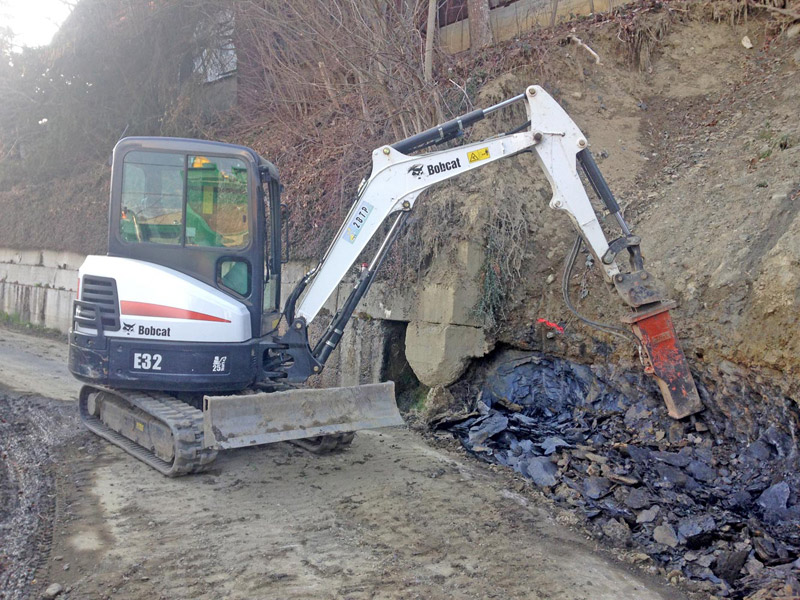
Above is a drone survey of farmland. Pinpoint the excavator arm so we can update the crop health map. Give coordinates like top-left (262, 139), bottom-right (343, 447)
top-left (273, 85), bottom-right (703, 419)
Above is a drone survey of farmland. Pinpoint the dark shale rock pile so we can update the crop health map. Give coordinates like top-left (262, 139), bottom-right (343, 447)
top-left (441, 350), bottom-right (800, 598)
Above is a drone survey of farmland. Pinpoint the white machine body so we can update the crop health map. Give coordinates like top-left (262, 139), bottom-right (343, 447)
top-left (76, 255), bottom-right (251, 343)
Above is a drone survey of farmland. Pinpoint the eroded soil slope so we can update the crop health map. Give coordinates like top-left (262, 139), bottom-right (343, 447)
top-left (399, 10), bottom-right (799, 387)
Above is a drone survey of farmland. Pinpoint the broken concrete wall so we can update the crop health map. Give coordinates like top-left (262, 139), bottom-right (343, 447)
top-left (402, 239), bottom-right (490, 387)
top-left (281, 241), bottom-right (492, 389)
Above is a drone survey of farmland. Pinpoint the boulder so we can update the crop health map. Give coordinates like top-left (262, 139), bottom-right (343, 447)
top-left (405, 321), bottom-right (489, 386)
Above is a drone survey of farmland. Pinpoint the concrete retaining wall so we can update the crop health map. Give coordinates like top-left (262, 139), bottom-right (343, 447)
top-left (0, 248), bottom-right (82, 332)
top-left (439, 0), bottom-right (627, 54)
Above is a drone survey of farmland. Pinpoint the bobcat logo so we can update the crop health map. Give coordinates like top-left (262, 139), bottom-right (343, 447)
top-left (123, 322), bottom-right (135, 334)
top-left (408, 164), bottom-right (424, 177)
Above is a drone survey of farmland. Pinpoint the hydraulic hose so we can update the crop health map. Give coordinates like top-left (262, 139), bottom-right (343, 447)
top-left (561, 235), bottom-right (641, 346)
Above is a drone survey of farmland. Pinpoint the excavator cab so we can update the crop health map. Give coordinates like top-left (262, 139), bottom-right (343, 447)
top-left (70, 137), bottom-right (290, 393)
top-left (109, 137), bottom-right (285, 336)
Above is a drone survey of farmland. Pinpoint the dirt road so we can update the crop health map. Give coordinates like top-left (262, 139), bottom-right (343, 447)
top-left (0, 327), bottom-right (684, 600)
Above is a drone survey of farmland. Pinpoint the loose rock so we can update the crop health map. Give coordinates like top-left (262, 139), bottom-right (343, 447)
top-left (540, 436), bottom-right (570, 455)
top-left (468, 413), bottom-right (508, 445)
top-left (583, 477), bottom-right (611, 500)
top-left (602, 518), bottom-right (632, 545)
top-left (422, 385), bottom-right (460, 426)
top-left (443, 351), bottom-right (800, 597)
top-left (713, 549), bottom-right (749, 583)
top-left (677, 515), bottom-right (716, 548)
top-left (757, 481), bottom-right (790, 515)
top-left (687, 460), bottom-right (716, 483)
top-left (637, 505), bottom-right (660, 524)
top-left (625, 488), bottom-right (652, 510)
top-left (654, 523), bottom-right (679, 548)
top-left (525, 456), bottom-right (558, 487)
top-left (42, 583), bottom-right (63, 600)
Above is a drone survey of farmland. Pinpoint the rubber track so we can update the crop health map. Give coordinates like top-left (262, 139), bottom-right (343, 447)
top-left (79, 385), bottom-right (217, 477)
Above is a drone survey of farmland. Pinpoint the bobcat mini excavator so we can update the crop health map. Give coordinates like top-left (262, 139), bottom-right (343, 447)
top-left (69, 85), bottom-right (703, 476)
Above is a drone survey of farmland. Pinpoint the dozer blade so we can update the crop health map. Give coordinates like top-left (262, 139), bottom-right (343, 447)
top-left (622, 302), bottom-right (704, 419)
top-left (203, 381), bottom-right (403, 450)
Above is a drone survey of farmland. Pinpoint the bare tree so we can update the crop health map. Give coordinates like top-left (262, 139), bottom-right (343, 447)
top-left (467, 0), bottom-right (493, 49)
top-left (0, 0), bottom-right (236, 184)
top-left (234, 0), bottom-right (444, 140)
top-left (424, 0), bottom-right (438, 83)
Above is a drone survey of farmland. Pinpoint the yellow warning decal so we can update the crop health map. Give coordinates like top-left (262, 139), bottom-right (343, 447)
top-left (136, 422), bottom-right (145, 432)
top-left (468, 147), bottom-right (490, 163)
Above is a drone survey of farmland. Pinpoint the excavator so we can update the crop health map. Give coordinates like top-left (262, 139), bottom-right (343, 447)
top-left (68, 85), bottom-right (703, 476)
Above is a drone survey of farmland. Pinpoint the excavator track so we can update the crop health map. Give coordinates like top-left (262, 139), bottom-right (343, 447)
top-left (79, 385), bottom-right (218, 477)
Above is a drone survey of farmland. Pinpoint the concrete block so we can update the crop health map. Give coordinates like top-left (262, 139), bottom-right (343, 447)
top-left (0, 282), bottom-right (44, 325)
top-left (44, 288), bottom-right (76, 332)
top-left (41, 250), bottom-right (86, 270)
top-left (0, 263), bottom-right (57, 287)
top-left (0, 248), bottom-right (42, 266)
top-left (54, 269), bottom-right (79, 291)
top-left (280, 261), bottom-right (316, 287)
top-left (0, 280), bottom-right (76, 334)
top-left (405, 321), bottom-right (489, 386)
top-left (458, 240), bottom-right (485, 280)
top-left (0, 282), bottom-right (11, 316)
top-left (416, 282), bottom-right (482, 327)
top-left (308, 316), bottom-right (392, 389)
top-left (412, 239), bottom-right (485, 326)
top-left (357, 281), bottom-right (413, 322)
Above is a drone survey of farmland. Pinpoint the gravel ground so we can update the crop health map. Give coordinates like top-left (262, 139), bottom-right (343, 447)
top-left (0, 391), bottom-right (84, 600)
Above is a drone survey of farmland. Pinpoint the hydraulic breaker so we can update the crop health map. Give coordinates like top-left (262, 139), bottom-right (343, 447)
top-left (621, 302), bottom-right (703, 419)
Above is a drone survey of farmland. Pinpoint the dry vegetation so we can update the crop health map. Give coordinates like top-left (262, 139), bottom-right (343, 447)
top-left (0, 0), bottom-right (797, 292)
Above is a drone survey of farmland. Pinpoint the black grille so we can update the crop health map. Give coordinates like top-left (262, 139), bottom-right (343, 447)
top-left (78, 275), bottom-right (120, 331)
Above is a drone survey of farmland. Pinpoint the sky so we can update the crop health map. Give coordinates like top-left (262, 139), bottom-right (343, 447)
top-left (1, 0), bottom-right (73, 49)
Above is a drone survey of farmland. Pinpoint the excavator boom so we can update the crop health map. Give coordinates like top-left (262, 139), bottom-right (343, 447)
top-left (282, 85), bottom-right (702, 418)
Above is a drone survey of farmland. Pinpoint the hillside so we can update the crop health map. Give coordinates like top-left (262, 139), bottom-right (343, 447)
top-left (3, 3), bottom-right (798, 381)
top-left (1, 3), bottom-right (800, 595)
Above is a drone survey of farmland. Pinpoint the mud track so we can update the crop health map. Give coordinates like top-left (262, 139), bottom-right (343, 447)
top-left (0, 327), bottom-right (684, 599)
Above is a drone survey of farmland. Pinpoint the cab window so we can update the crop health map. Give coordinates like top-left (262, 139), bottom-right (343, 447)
top-left (119, 151), bottom-right (184, 244)
top-left (186, 155), bottom-right (249, 248)
top-left (119, 151), bottom-right (250, 249)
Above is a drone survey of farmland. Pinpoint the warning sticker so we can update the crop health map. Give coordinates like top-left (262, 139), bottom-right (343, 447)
top-left (468, 147), bottom-right (490, 163)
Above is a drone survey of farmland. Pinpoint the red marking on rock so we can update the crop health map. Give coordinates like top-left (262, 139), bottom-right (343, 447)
top-left (537, 318), bottom-right (564, 334)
